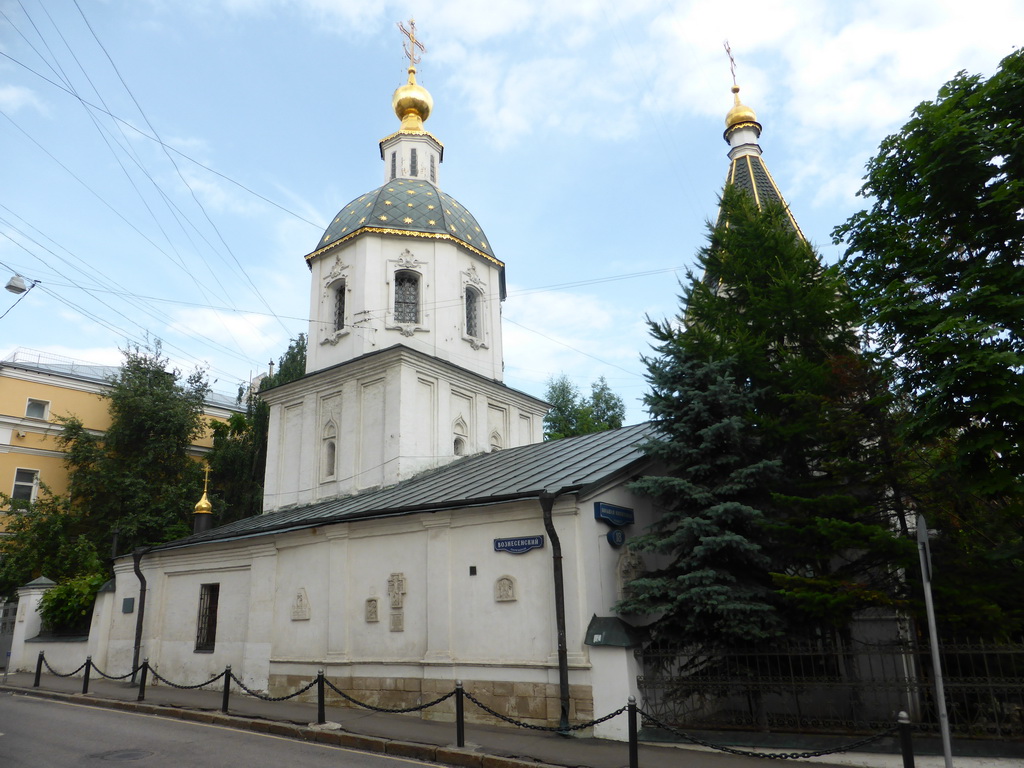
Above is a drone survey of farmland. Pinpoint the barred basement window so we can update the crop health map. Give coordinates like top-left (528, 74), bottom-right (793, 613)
top-left (195, 583), bottom-right (220, 652)
top-left (465, 287), bottom-right (480, 337)
top-left (410, 148), bottom-right (418, 177)
top-left (394, 271), bottom-right (420, 323)
top-left (333, 282), bottom-right (346, 331)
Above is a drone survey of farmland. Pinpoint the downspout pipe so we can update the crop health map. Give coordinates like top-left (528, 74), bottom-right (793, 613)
top-left (540, 492), bottom-right (571, 732)
top-left (130, 546), bottom-right (152, 684)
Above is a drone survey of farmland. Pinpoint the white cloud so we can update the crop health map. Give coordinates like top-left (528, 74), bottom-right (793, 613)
top-left (502, 286), bottom-right (649, 419)
top-left (165, 307), bottom-right (284, 361)
top-left (0, 85), bottom-right (45, 114)
top-left (179, 168), bottom-right (265, 216)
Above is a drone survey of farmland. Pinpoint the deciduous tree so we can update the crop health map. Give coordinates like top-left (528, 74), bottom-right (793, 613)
top-left (59, 341), bottom-right (209, 552)
top-left (834, 48), bottom-right (1024, 498)
top-left (542, 374), bottom-right (625, 440)
top-left (835, 49), bottom-right (1024, 633)
top-left (207, 334), bottom-right (307, 522)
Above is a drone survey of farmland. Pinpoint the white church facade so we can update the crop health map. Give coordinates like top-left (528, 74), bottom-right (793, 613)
top-left (8, 32), bottom-right (800, 742)
top-left (7, 39), bottom-right (667, 740)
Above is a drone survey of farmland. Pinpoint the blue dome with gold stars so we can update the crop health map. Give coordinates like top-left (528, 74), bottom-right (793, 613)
top-left (308, 178), bottom-right (497, 266)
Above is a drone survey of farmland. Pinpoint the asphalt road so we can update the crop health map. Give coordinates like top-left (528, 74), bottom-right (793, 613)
top-left (0, 692), bottom-right (433, 768)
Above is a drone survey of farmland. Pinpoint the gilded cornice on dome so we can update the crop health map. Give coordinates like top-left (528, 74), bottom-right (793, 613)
top-left (305, 227), bottom-right (502, 268)
top-left (724, 119), bottom-right (762, 142)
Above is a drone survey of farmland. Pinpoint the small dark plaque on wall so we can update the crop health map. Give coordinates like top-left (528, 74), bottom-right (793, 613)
top-left (122, 597), bottom-right (135, 614)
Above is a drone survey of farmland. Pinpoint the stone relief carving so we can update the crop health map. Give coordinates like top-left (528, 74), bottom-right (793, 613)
top-left (365, 597), bottom-right (379, 623)
top-left (387, 572), bottom-right (407, 609)
top-left (395, 249), bottom-right (422, 269)
top-left (617, 550), bottom-right (643, 602)
top-left (495, 576), bottom-right (516, 602)
top-left (390, 612), bottom-right (404, 632)
top-left (322, 255), bottom-right (349, 290)
top-left (464, 264), bottom-right (485, 287)
top-left (291, 588), bottom-right (311, 621)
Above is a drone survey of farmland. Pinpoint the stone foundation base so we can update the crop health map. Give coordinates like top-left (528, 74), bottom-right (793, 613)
top-left (268, 673), bottom-right (593, 728)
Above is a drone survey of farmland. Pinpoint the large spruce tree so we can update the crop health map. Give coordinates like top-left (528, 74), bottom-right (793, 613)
top-left (625, 185), bottom-right (912, 643)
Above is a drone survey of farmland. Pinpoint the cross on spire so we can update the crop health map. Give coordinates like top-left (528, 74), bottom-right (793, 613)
top-left (723, 40), bottom-right (738, 86)
top-left (398, 19), bottom-right (426, 69)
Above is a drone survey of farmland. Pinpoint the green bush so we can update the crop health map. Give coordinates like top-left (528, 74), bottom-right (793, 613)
top-left (38, 573), bottom-right (107, 635)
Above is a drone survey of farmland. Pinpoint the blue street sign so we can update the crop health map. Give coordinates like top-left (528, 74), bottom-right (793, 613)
top-left (594, 502), bottom-right (634, 527)
top-left (494, 536), bottom-right (545, 554)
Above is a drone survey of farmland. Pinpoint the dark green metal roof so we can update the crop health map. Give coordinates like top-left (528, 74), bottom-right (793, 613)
top-left (584, 615), bottom-right (646, 647)
top-left (153, 422), bottom-right (655, 553)
top-left (308, 179), bottom-right (499, 266)
top-left (719, 153), bottom-right (805, 240)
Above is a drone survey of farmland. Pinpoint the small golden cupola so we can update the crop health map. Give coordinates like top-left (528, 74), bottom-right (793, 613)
top-left (392, 29), bottom-right (433, 133)
top-left (724, 84), bottom-right (761, 142)
top-left (193, 466), bottom-right (213, 534)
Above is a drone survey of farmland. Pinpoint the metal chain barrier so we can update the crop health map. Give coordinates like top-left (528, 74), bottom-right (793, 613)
top-left (229, 671), bottom-right (318, 702)
top-left (323, 677), bottom-right (455, 713)
top-left (41, 656), bottom-right (88, 678)
top-left (463, 689), bottom-right (627, 732)
top-left (25, 651), bottom-right (906, 764)
top-left (148, 667), bottom-right (227, 690)
top-left (638, 707), bottom-right (899, 760)
top-left (91, 663), bottom-right (138, 681)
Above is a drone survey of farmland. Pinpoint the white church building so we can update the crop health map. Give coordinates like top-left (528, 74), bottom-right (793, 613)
top-left (10, 35), bottom-right (798, 742)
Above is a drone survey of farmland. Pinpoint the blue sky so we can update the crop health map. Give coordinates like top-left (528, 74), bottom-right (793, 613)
top-left (1, 1), bottom-right (1020, 423)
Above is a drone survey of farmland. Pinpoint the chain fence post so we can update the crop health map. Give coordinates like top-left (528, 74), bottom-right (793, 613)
top-left (317, 669), bottom-right (326, 725)
top-left (33, 651), bottom-right (43, 687)
top-left (628, 696), bottom-right (638, 768)
top-left (137, 658), bottom-right (148, 702)
top-left (82, 656), bottom-right (92, 694)
top-left (221, 665), bottom-right (231, 713)
top-left (455, 680), bottom-right (465, 748)
top-left (898, 711), bottom-right (915, 768)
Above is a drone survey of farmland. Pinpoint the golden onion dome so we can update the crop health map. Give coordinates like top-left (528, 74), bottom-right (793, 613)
top-left (725, 84), bottom-right (757, 129)
top-left (392, 66), bottom-right (433, 132)
top-left (194, 490), bottom-right (212, 515)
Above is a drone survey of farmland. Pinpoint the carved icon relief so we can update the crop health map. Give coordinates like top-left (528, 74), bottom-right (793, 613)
top-left (291, 588), bottom-right (311, 621)
top-left (387, 572), bottom-right (407, 609)
top-left (365, 597), bottom-right (379, 623)
top-left (495, 576), bottom-right (516, 602)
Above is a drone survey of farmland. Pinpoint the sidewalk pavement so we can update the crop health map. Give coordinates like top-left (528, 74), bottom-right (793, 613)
top-left (2, 671), bottom-right (1021, 768)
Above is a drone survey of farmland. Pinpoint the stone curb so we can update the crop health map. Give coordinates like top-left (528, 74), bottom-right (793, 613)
top-left (0, 685), bottom-right (564, 768)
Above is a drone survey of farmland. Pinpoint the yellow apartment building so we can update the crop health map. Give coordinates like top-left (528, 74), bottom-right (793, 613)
top-left (1, 348), bottom-right (244, 515)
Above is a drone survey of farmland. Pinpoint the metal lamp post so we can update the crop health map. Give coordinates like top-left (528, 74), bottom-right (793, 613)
top-left (916, 513), bottom-right (954, 768)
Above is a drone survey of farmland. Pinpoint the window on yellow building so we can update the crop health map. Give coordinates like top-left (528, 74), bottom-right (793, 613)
top-left (25, 399), bottom-right (48, 419)
top-left (12, 468), bottom-right (38, 507)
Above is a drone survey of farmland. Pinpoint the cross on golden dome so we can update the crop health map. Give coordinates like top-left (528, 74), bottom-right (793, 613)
top-left (398, 19), bottom-right (425, 69)
top-left (392, 18), bottom-right (433, 132)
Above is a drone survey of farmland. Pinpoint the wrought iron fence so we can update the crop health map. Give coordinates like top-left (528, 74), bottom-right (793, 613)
top-left (636, 636), bottom-right (1024, 737)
